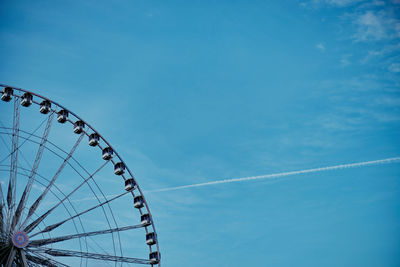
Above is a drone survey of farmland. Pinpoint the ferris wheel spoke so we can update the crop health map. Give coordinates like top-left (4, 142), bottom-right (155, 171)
top-left (0, 183), bottom-right (5, 233)
top-left (5, 246), bottom-right (17, 266)
top-left (23, 133), bottom-right (85, 233)
top-left (18, 249), bottom-right (29, 267)
top-left (3, 167), bottom-right (90, 262)
top-left (0, 113), bottom-right (52, 165)
top-left (29, 224), bottom-right (143, 247)
top-left (31, 191), bottom-right (130, 238)
top-left (26, 251), bottom-right (70, 267)
top-left (2, 131), bottom-right (119, 256)
top-left (11, 113), bottom-right (55, 232)
top-left (28, 160), bottom-right (110, 234)
top-left (9, 166), bottom-right (89, 246)
top-left (35, 248), bottom-right (151, 265)
top-left (6, 97), bottom-right (21, 216)
top-left (65, 162), bottom-right (122, 263)
top-left (0, 246), bottom-right (11, 264)
top-left (25, 253), bottom-right (55, 267)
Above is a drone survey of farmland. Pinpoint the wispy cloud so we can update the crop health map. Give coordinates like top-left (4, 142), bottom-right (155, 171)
top-left (340, 54), bottom-right (351, 66)
top-left (325, 0), bottom-right (365, 6)
top-left (388, 62), bottom-right (400, 72)
top-left (311, 0), bottom-right (400, 73)
top-left (316, 43), bottom-right (326, 51)
top-left (349, 6), bottom-right (400, 42)
top-left (353, 11), bottom-right (387, 41)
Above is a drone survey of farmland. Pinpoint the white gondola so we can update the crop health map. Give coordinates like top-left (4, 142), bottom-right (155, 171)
top-left (134, 195), bottom-right (144, 209)
top-left (141, 214), bottom-right (151, 226)
top-left (21, 92), bottom-right (33, 107)
top-left (1, 87), bottom-right (13, 102)
top-left (146, 232), bottom-right (157, 245)
top-left (57, 109), bottom-right (68, 123)
top-left (39, 100), bottom-right (51, 114)
top-left (73, 120), bottom-right (85, 134)
top-left (124, 178), bottom-right (136, 191)
top-left (114, 162), bottom-right (125, 175)
top-left (89, 133), bottom-right (100, 146)
top-left (102, 147), bottom-right (113, 160)
top-left (149, 252), bottom-right (160, 265)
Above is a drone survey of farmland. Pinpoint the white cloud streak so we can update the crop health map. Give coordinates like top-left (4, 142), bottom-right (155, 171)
top-left (316, 43), bottom-right (326, 51)
top-left (148, 157), bottom-right (400, 193)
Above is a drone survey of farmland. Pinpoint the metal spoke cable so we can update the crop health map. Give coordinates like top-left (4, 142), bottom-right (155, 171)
top-left (0, 165), bottom-right (89, 262)
top-left (32, 248), bottom-right (151, 265)
top-left (19, 249), bottom-right (29, 267)
top-left (27, 250), bottom-right (70, 267)
top-left (0, 130), bottom-right (119, 249)
top-left (0, 129), bottom-right (86, 251)
top-left (11, 113), bottom-right (54, 231)
top-left (0, 129), bottom-right (122, 255)
top-left (57, 154), bottom-right (121, 264)
top-left (23, 133), bottom-right (84, 233)
top-left (0, 114), bottom-right (50, 165)
top-left (6, 97), bottom-right (21, 233)
top-left (29, 224), bottom-right (143, 247)
top-left (26, 160), bottom-right (110, 237)
top-left (0, 135), bottom-right (87, 260)
top-left (0, 133), bottom-right (118, 263)
top-left (31, 191), bottom-right (130, 237)
top-left (5, 246), bottom-right (16, 266)
top-left (0, 184), bottom-right (5, 233)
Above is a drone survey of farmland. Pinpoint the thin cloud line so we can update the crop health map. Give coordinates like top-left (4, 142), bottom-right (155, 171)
top-left (38, 157), bottom-right (400, 204)
top-left (147, 157), bottom-right (400, 193)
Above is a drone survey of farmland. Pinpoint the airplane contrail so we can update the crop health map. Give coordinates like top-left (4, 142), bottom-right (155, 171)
top-left (36, 157), bottom-right (400, 204)
top-left (147, 157), bottom-right (400, 193)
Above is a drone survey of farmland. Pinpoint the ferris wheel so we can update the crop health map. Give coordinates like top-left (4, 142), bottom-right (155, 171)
top-left (0, 85), bottom-right (161, 266)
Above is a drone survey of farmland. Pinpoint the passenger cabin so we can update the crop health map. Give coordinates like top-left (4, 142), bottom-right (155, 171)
top-left (141, 214), bottom-right (151, 226)
top-left (114, 162), bottom-right (125, 175)
top-left (21, 92), bottom-right (33, 107)
top-left (1, 87), bottom-right (13, 102)
top-left (134, 195), bottom-right (144, 209)
top-left (149, 252), bottom-right (160, 265)
top-left (124, 178), bottom-right (136, 191)
top-left (146, 232), bottom-right (157, 245)
top-left (40, 100), bottom-right (51, 114)
top-left (57, 109), bottom-right (68, 123)
top-left (89, 133), bottom-right (100, 146)
top-left (102, 147), bottom-right (113, 160)
top-left (73, 120), bottom-right (85, 134)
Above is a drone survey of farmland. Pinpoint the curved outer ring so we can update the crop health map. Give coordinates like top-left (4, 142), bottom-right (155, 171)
top-left (0, 83), bottom-right (161, 265)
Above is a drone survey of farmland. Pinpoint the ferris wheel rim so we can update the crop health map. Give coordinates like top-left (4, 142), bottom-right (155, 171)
top-left (0, 83), bottom-right (161, 266)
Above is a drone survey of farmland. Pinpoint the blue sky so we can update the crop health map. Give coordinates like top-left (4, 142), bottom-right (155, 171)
top-left (0, 0), bottom-right (400, 266)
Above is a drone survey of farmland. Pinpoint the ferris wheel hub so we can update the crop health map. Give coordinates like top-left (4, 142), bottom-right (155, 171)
top-left (12, 231), bottom-right (29, 248)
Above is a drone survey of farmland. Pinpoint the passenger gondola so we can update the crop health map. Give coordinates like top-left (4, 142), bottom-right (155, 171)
top-left (124, 178), bottom-right (136, 191)
top-left (73, 120), bottom-right (85, 134)
top-left (21, 92), bottom-right (33, 107)
top-left (57, 109), bottom-right (68, 123)
top-left (134, 195), bottom-right (144, 209)
top-left (1, 87), bottom-right (13, 102)
top-left (141, 213), bottom-right (151, 226)
top-left (149, 252), bottom-right (160, 265)
top-left (102, 147), bottom-right (113, 160)
top-left (146, 232), bottom-right (157, 245)
top-left (89, 133), bottom-right (100, 146)
top-left (39, 100), bottom-right (51, 114)
top-left (114, 162), bottom-right (125, 175)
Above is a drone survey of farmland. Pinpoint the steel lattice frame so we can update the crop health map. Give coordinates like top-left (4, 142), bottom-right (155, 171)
top-left (0, 84), bottom-right (161, 267)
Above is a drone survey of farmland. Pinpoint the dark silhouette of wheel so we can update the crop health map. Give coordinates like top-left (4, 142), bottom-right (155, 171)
top-left (0, 84), bottom-right (161, 266)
